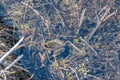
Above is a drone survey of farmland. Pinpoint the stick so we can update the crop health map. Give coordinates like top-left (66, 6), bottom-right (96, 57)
top-left (0, 36), bottom-right (24, 63)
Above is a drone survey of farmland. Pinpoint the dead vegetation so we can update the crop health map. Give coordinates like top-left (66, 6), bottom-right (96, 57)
top-left (0, 0), bottom-right (120, 80)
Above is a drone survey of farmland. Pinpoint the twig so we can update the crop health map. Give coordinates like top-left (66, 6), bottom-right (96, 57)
top-left (4, 54), bottom-right (23, 71)
top-left (76, 9), bottom-right (86, 34)
top-left (0, 69), bottom-right (7, 80)
top-left (88, 74), bottom-right (102, 80)
top-left (21, 1), bottom-right (49, 27)
top-left (79, 37), bottom-right (98, 55)
top-left (0, 36), bottom-right (24, 63)
top-left (103, 10), bottom-right (117, 22)
top-left (48, 0), bottom-right (69, 33)
top-left (88, 6), bottom-right (110, 41)
top-left (66, 41), bottom-right (82, 53)
top-left (21, 1), bottom-right (44, 20)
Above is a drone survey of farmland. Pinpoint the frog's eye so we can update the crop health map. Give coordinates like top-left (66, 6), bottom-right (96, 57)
top-left (44, 42), bottom-right (54, 49)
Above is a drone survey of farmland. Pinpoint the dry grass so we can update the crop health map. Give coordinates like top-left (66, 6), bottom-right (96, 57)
top-left (0, 0), bottom-right (120, 80)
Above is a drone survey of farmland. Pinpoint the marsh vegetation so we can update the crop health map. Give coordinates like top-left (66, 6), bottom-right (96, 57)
top-left (0, 0), bottom-right (120, 80)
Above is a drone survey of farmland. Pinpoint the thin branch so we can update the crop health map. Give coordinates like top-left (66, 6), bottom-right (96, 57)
top-left (0, 69), bottom-right (7, 80)
top-left (88, 6), bottom-right (111, 41)
top-left (76, 9), bottom-right (86, 34)
top-left (4, 54), bottom-right (23, 71)
top-left (21, 1), bottom-right (49, 27)
top-left (0, 36), bottom-right (24, 63)
top-left (103, 10), bottom-right (117, 22)
top-left (79, 37), bottom-right (98, 55)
